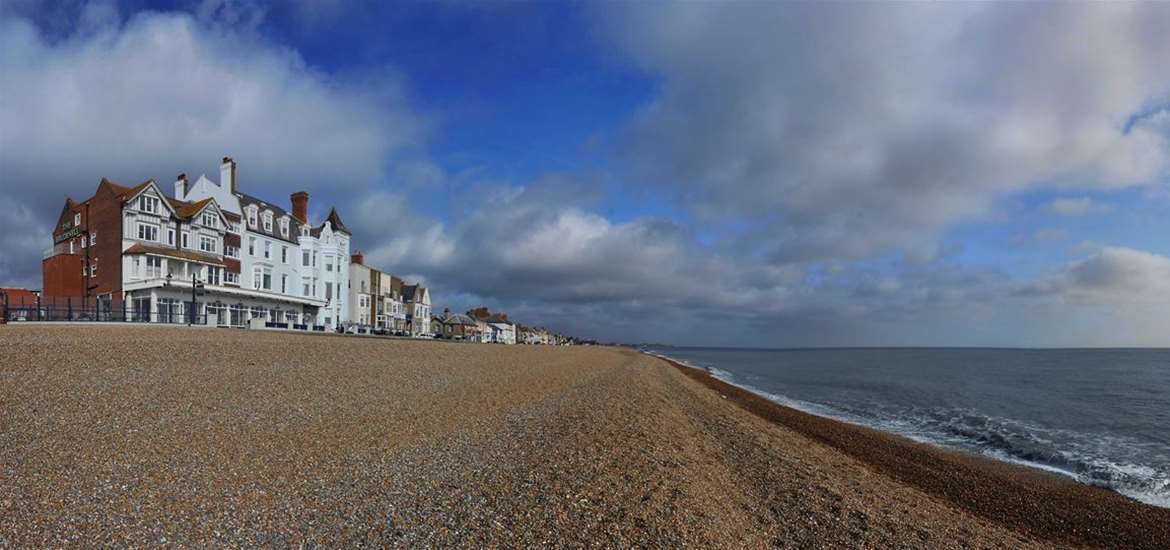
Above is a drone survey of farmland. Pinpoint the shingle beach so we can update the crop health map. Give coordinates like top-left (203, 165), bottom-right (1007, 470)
top-left (2, 325), bottom-right (1167, 548)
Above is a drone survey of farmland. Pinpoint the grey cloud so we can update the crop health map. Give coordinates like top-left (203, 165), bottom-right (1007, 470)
top-left (1021, 247), bottom-right (1170, 303)
top-left (596, 3), bottom-right (1170, 264)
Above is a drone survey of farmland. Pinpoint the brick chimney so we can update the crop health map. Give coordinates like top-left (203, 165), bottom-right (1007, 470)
top-left (291, 191), bottom-right (309, 224)
top-left (174, 173), bottom-right (188, 199)
top-left (351, 250), bottom-right (364, 265)
top-left (220, 157), bottom-right (236, 194)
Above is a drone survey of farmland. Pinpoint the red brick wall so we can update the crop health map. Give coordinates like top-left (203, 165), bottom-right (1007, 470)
top-left (42, 255), bottom-right (84, 301)
top-left (42, 183), bottom-right (125, 306)
top-left (84, 185), bottom-right (125, 305)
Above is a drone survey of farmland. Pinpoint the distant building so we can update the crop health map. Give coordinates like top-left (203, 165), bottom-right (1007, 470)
top-left (402, 284), bottom-right (432, 337)
top-left (436, 308), bottom-right (480, 340)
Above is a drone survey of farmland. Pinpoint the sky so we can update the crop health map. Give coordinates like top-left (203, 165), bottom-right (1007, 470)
top-left (5, 1), bottom-right (1170, 347)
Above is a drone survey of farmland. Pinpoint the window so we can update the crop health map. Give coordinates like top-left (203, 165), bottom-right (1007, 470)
top-left (280, 218), bottom-right (289, 237)
top-left (263, 213), bottom-right (273, 232)
top-left (202, 212), bottom-right (217, 228)
top-left (253, 267), bottom-right (263, 290)
top-left (263, 269), bottom-right (272, 290)
top-left (90, 264), bottom-right (97, 277)
top-left (81, 237), bottom-right (87, 249)
top-left (281, 246), bottom-right (288, 264)
top-left (247, 207), bottom-right (257, 228)
top-left (248, 237), bottom-right (256, 256)
top-left (199, 236), bottom-right (217, 253)
top-left (225, 272), bottom-right (239, 284)
top-left (90, 232), bottom-right (96, 246)
top-left (145, 256), bottom-right (162, 278)
top-left (167, 229), bottom-right (175, 246)
top-left (181, 232), bottom-right (189, 249)
top-left (312, 252), bottom-right (318, 267)
top-left (73, 213), bottom-right (81, 226)
top-left (325, 282), bottom-right (333, 301)
top-left (326, 259), bottom-right (333, 272)
top-left (139, 195), bottom-right (160, 214)
top-left (303, 278), bottom-right (311, 296)
top-left (137, 223), bottom-right (159, 242)
top-left (207, 266), bottom-right (221, 286)
top-left (264, 241), bottom-right (271, 259)
top-left (281, 274), bottom-right (287, 294)
top-left (302, 251), bottom-right (310, 266)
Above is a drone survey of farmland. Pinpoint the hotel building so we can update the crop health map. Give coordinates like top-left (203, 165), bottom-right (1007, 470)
top-left (42, 157), bottom-right (351, 329)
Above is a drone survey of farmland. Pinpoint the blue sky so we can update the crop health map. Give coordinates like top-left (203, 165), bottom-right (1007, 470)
top-left (5, 1), bottom-right (1170, 346)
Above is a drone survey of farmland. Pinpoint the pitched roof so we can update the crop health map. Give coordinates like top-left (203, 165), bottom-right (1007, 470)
top-left (172, 198), bottom-right (215, 220)
top-left (99, 178), bottom-right (155, 202)
top-left (323, 207), bottom-right (350, 234)
top-left (440, 313), bottom-right (478, 326)
top-left (401, 284), bottom-right (417, 301)
top-left (236, 192), bottom-right (300, 244)
top-left (124, 243), bottom-right (225, 266)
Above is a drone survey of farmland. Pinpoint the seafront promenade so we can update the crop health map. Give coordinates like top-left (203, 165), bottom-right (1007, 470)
top-left (1, 325), bottom-right (1166, 548)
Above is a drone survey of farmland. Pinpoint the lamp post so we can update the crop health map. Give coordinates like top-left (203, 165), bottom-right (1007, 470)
top-left (190, 272), bottom-right (204, 326)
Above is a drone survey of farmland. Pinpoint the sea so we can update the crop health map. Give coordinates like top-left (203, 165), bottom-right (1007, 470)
top-left (643, 346), bottom-right (1170, 508)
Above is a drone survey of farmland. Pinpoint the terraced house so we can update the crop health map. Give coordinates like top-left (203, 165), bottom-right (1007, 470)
top-left (348, 251), bottom-right (427, 336)
top-left (43, 157), bottom-right (353, 329)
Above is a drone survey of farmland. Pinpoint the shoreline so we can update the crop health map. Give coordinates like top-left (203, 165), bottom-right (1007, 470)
top-left (650, 352), bottom-right (1170, 549)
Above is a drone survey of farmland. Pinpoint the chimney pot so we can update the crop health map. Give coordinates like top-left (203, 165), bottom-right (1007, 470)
top-left (291, 192), bottom-right (309, 224)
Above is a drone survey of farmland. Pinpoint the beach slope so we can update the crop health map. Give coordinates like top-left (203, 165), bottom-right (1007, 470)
top-left (1, 326), bottom-right (1165, 547)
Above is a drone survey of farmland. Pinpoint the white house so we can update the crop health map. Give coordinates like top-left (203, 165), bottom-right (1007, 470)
top-left (174, 157), bottom-right (347, 328)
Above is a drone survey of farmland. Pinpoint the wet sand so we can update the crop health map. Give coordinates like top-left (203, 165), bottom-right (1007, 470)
top-left (1, 325), bottom-right (1166, 547)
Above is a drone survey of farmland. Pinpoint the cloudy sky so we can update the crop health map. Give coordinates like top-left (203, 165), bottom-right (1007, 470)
top-left (5, 1), bottom-right (1170, 347)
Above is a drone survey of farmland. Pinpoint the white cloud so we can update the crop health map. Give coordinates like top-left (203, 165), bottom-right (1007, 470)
top-left (0, 6), bottom-right (429, 285)
top-left (596, 3), bottom-right (1170, 264)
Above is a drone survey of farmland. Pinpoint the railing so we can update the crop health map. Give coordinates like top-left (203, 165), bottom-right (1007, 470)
top-left (2, 295), bottom-right (209, 325)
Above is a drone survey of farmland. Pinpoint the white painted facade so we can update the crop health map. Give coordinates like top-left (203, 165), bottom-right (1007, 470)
top-left (298, 221), bottom-right (349, 329)
top-left (174, 159), bottom-right (340, 327)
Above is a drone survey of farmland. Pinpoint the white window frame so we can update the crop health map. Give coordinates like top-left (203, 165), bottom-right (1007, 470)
top-left (202, 212), bottom-right (217, 228)
top-left (73, 213), bottom-right (81, 226)
top-left (263, 213), bottom-right (273, 232)
top-left (199, 236), bottom-right (217, 254)
top-left (140, 195), bottom-right (160, 214)
top-left (137, 223), bottom-right (159, 242)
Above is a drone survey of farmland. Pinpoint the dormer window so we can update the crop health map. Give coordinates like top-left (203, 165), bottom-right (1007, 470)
top-left (247, 207), bottom-right (258, 228)
top-left (139, 195), bottom-right (160, 214)
top-left (280, 218), bottom-right (289, 237)
top-left (263, 212), bottom-right (273, 232)
top-left (202, 212), bottom-right (217, 228)
top-left (73, 213), bottom-right (81, 226)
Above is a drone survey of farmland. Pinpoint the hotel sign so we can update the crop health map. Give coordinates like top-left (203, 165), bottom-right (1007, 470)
top-left (54, 225), bottom-right (81, 244)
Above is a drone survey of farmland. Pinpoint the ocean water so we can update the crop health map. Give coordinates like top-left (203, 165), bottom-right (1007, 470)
top-left (644, 346), bottom-right (1170, 508)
